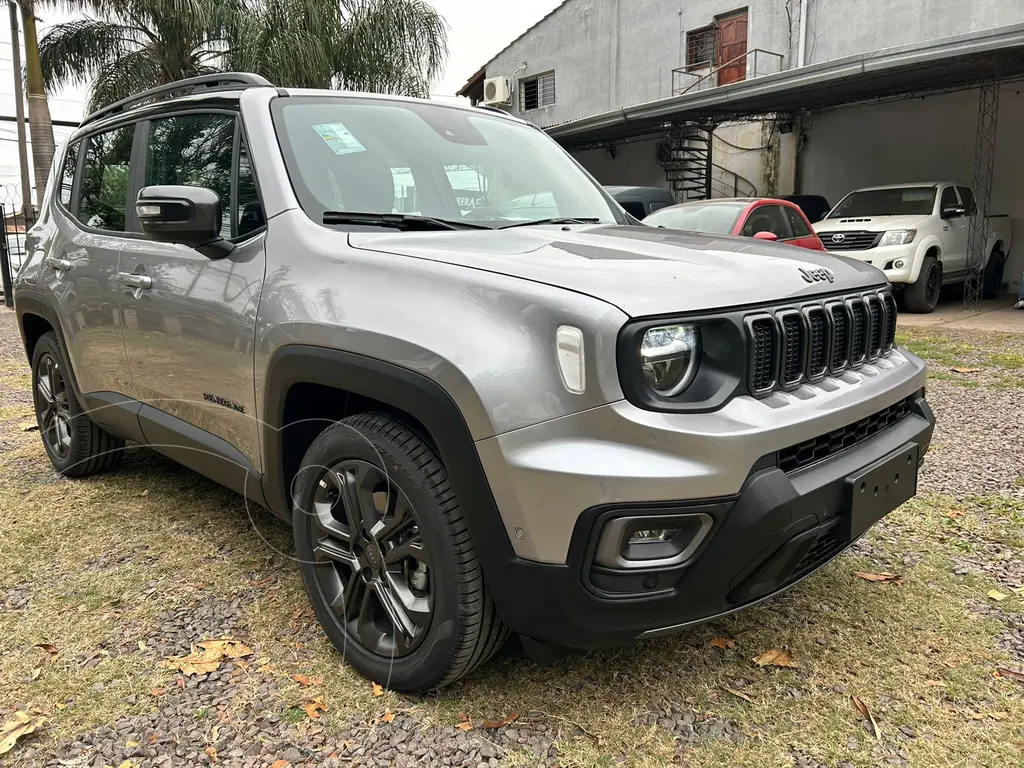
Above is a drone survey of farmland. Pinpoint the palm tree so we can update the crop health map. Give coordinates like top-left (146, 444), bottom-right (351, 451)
top-left (14, 0), bottom-right (56, 208)
top-left (37, 0), bottom-right (448, 112)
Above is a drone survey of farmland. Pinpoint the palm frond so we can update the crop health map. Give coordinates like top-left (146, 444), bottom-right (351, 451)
top-left (85, 48), bottom-right (163, 110)
top-left (336, 0), bottom-right (448, 96)
top-left (38, 18), bottom-right (138, 91)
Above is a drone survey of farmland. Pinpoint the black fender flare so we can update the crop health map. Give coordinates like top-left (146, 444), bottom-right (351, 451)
top-left (260, 344), bottom-right (519, 586)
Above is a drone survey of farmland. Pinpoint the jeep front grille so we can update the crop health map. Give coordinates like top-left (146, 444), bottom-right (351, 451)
top-left (777, 394), bottom-right (916, 473)
top-left (746, 289), bottom-right (895, 398)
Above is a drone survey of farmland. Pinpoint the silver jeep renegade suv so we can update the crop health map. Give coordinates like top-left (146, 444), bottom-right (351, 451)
top-left (15, 74), bottom-right (934, 691)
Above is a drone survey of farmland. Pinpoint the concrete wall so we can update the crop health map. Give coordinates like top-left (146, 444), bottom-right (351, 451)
top-left (798, 87), bottom-right (1024, 294)
top-left (805, 0), bottom-right (1023, 64)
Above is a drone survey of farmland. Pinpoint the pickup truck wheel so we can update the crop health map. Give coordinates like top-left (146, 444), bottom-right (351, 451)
top-left (292, 413), bottom-right (509, 691)
top-left (982, 249), bottom-right (1005, 300)
top-left (904, 255), bottom-right (941, 313)
top-left (31, 332), bottom-right (125, 476)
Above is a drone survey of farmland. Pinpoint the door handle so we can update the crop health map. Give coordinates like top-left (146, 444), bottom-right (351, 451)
top-left (44, 256), bottom-right (71, 272)
top-left (116, 272), bottom-right (153, 290)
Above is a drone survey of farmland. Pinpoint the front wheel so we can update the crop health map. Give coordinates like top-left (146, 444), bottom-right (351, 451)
top-left (904, 255), bottom-right (941, 313)
top-left (292, 413), bottom-right (508, 691)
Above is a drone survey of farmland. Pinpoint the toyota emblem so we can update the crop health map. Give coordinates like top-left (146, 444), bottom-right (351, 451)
top-left (830, 233), bottom-right (846, 244)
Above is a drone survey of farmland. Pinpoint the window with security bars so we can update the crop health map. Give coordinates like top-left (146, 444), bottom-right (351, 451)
top-left (686, 25), bottom-right (716, 69)
top-left (519, 71), bottom-right (555, 110)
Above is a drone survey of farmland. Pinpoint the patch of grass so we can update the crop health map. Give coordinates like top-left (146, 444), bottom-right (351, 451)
top-left (988, 352), bottom-right (1024, 370)
top-left (895, 331), bottom-right (975, 368)
top-left (926, 370), bottom-right (980, 387)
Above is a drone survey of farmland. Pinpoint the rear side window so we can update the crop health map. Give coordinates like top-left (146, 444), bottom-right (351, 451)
top-left (620, 201), bottom-right (646, 219)
top-left (78, 126), bottom-right (134, 232)
top-left (146, 114), bottom-right (235, 238)
top-left (58, 142), bottom-right (79, 207)
top-left (783, 206), bottom-right (812, 237)
top-left (742, 205), bottom-right (794, 239)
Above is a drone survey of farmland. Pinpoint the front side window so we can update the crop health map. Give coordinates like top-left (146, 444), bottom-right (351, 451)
top-left (146, 114), bottom-right (235, 237)
top-left (956, 186), bottom-right (976, 216)
top-left (939, 186), bottom-right (960, 213)
top-left (519, 72), bottom-right (555, 111)
top-left (58, 141), bottom-right (79, 208)
top-left (826, 186), bottom-right (937, 218)
top-left (742, 205), bottom-right (793, 238)
top-left (783, 205), bottom-right (812, 237)
top-left (272, 97), bottom-right (624, 228)
top-left (78, 126), bottom-right (134, 232)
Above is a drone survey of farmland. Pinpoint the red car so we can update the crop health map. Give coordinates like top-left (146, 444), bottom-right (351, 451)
top-left (642, 197), bottom-right (826, 251)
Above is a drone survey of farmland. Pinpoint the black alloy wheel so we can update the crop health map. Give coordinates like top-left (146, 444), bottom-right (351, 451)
top-left (34, 351), bottom-right (73, 459)
top-left (309, 459), bottom-right (433, 657)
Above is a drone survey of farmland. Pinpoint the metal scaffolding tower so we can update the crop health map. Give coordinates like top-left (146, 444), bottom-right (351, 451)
top-left (964, 73), bottom-right (1000, 311)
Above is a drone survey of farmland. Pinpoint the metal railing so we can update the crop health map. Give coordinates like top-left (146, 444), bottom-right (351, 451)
top-left (1, 202), bottom-right (33, 308)
top-left (710, 163), bottom-right (757, 198)
top-left (671, 49), bottom-right (784, 97)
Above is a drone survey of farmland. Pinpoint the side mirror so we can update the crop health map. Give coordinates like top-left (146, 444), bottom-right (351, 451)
top-left (941, 204), bottom-right (966, 219)
top-left (753, 231), bottom-right (779, 241)
top-left (136, 185), bottom-right (234, 259)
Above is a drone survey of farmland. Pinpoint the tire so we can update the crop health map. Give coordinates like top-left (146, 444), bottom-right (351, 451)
top-left (904, 255), bottom-right (941, 313)
top-left (982, 249), bottom-right (1005, 300)
top-left (292, 412), bottom-right (509, 691)
top-left (31, 331), bottom-right (125, 476)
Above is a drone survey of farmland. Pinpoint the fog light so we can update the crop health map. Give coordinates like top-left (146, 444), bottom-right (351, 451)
top-left (629, 529), bottom-right (681, 545)
top-left (893, 259), bottom-right (905, 269)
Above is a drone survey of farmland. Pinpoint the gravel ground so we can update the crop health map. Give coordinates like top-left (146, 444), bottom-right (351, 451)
top-left (2, 307), bottom-right (1024, 767)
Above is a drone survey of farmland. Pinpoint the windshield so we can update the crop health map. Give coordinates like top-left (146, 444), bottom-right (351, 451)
top-left (643, 202), bottom-right (746, 234)
top-left (826, 187), bottom-right (936, 218)
top-left (271, 97), bottom-right (625, 228)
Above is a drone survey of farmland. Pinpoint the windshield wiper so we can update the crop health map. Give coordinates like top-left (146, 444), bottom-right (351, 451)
top-left (322, 211), bottom-right (492, 230)
top-left (499, 217), bottom-right (602, 229)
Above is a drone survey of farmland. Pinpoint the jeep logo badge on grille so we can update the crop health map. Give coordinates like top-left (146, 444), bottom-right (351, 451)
top-left (799, 267), bottom-right (835, 284)
top-left (830, 233), bottom-right (846, 244)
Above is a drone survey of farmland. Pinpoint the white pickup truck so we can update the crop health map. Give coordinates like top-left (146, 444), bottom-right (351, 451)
top-left (813, 182), bottom-right (1011, 313)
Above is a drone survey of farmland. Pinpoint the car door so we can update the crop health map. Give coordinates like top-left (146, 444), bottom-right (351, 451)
top-left (44, 126), bottom-right (138, 421)
top-left (938, 184), bottom-right (968, 275)
top-left (118, 112), bottom-right (268, 490)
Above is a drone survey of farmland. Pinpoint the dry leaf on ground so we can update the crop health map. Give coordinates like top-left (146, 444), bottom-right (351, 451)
top-left (292, 674), bottom-right (312, 686)
top-left (852, 695), bottom-right (881, 740)
top-left (753, 649), bottom-right (799, 668)
top-left (456, 720), bottom-right (473, 731)
top-left (0, 711), bottom-right (46, 755)
top-left (710, 637), bottom-right (736, 649)
top-left (270, 760), bottom-right (289, 768)
top-left (303, 698), bottom-right (327, 720)
top-left (724, 687), bottom-right (755, 703)
top-left (162, 639), bottom-right (254, 675)
top-left (950, 366), bottom-right (982, 374)
top-left (380, 709), bottom-right (395, 724)
top-left (853, 571), bottom-right (902, 583)
top-left (34, 643), bottom-right (58, 656)
top-left (371, 681), bottom-right (384, 697)
top-left (21, 423), bottom-right (39, 432)
top-left (204, 746), bottom-right (217, 763)
top-left (996, 667), bottom-right (1024, 683)
top-left (482, 713), bottom-right (520, 728)
top-left (987, 589), bottom-right (1008, 601)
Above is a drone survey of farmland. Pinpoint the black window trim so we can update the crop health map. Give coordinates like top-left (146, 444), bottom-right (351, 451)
top-left (66, 120), bottom-right (145, 239)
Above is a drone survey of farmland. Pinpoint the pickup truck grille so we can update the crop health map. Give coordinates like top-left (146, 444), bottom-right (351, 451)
top-left (746, 289), bottom-right (897, 398)
top-left (818, 231), bottom-right (881, 251)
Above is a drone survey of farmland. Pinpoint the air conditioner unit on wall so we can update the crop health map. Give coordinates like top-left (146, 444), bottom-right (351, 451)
top-left (482, 76), bottom-right (512, 106)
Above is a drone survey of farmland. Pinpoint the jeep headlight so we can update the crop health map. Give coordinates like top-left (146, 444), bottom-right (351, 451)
top-left (878, 229), bottom-right (916, 246)
top-left (640, 324), bottom-right (701, 396)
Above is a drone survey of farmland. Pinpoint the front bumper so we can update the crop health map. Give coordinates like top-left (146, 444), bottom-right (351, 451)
top-left (480, 393), bottom-right (934, 650)
top-left (824, 243), bottom-right (916, 283)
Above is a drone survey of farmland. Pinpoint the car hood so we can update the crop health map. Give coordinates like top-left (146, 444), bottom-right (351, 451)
top-left (349, 224), bottom-right (885, 317)
top-left (814, 214), bottom-right (928, 232)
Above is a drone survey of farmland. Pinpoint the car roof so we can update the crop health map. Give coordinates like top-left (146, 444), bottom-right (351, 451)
top-left (846, 182), bottom-right (949, 191)
top-left (605, 186), bottom-right (674, 195)
top-left (652, 197), bottom-right (760, 210)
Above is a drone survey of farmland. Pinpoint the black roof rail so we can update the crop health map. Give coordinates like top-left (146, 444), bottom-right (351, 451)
top-left (81, 72), bottom-right (274, 127)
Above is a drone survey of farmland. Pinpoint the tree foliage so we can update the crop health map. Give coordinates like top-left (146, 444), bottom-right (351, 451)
top-left (38, 0), bottom-right (449, 110)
